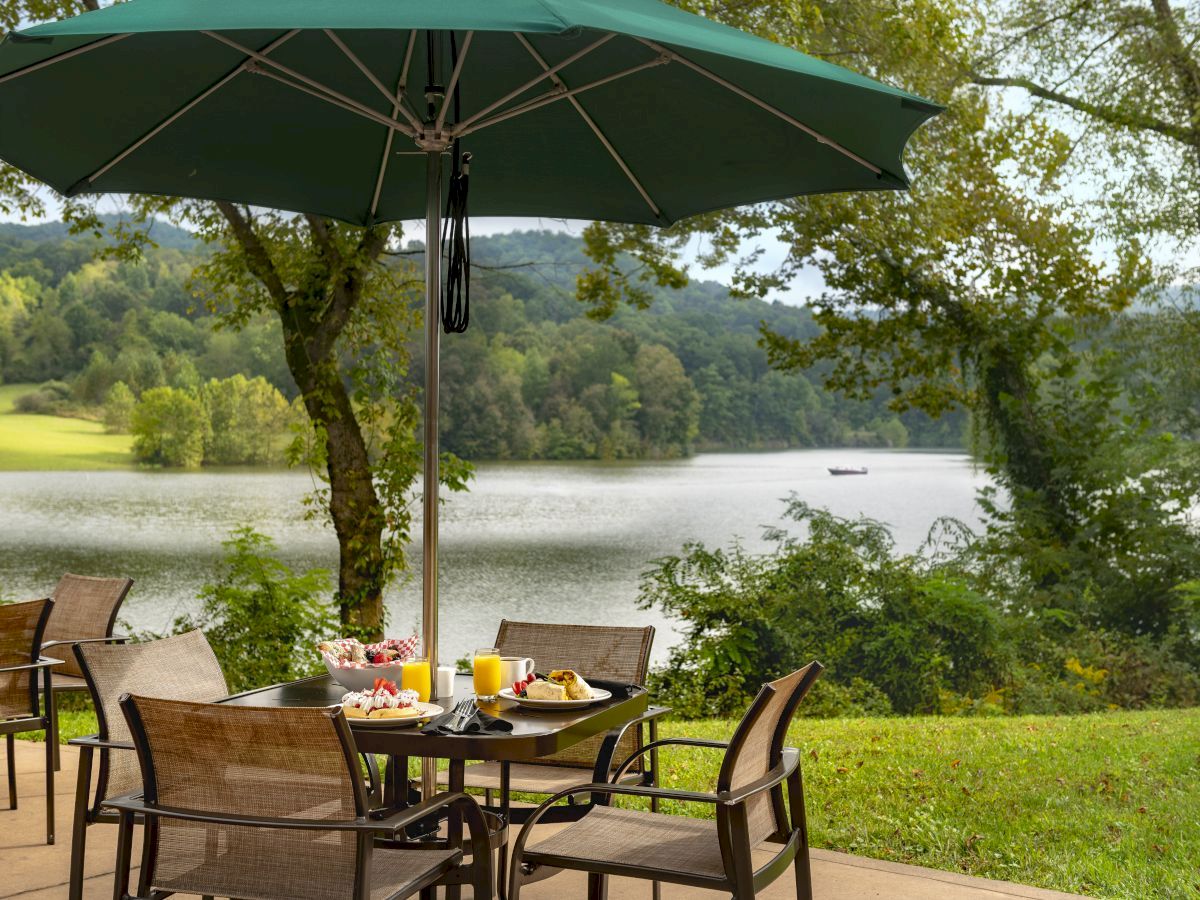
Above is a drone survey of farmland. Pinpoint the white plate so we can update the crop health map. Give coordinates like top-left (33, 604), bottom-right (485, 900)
top-left (498, 687), bottom-right (612, 709)
top-left (346, 701), bottom-right (443, 727)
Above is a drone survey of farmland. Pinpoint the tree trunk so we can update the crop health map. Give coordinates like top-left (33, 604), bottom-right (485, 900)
top-left (213, 203), bottom-right (391, 640)
top-left (281, 318), bottom-right (386, 639)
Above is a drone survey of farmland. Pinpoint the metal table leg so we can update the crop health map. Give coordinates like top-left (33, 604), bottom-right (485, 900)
top-left (69, 745), bottom-right (94, 899)
top-left (497, 760), bottom-right (511, 900)
top-left (445, 758), bottom-right (465, 900)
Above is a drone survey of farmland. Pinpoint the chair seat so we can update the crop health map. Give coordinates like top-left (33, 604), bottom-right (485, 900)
top-left (436, 761), bottom-right (641, 794)
top-left (438, 762), bottom-right (594, 794)
top-left (150, 843), bottom-right (460, 900)
top-left (370, 847), bottom-right (462, 900)
top-left (524, 805), bottom-right (726, 880)
top-left (50, 673), bottom-right (88, 693)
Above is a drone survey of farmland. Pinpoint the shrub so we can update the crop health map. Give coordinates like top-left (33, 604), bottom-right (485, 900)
top-left (640, 498), bottom-right (1013, 717)
top-left (102, 381), bottom-right (135, 433)
top-left (131, 385), bottom-right (207, 467)
top-left (14, 380), bottom-right (73, 414)
top-left (175, 527), bottom-right (335, 693)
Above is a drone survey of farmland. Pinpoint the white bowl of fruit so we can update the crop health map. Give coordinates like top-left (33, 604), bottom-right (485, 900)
top-left (318, 639), bottom-right (408, 693)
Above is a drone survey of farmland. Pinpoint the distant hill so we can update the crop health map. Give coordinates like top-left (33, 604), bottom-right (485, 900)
top-left (0, 222), bottom-right (966, 458)
top-left (0, 215), bottom-right (199, 251)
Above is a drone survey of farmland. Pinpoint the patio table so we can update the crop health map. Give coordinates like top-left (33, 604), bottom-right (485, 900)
top-left (220, 672), bottom-right (650, 899)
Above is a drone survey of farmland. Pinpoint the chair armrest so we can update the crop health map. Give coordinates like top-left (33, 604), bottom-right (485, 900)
top-left (721, 749), bottom-right (800, 804)
top-left (372, 791), bottom-right (493, 862)
top-left (527, 782), bottom-right (721, 823)
top-left (43, 635), bottom-right (130, 650)
top-left (69, 734), bottom-right (135, 751)
top-left (102, 789), bottom-right (490, 855)
top-left (589, 705), bottom-right (674, 782)
top-left (0, 656), bottom-right (64, 674)
top-left (508, 780), bottom-right (723, 864)
top-left (526, 750), bottom-right (799, 823)
top-left (611, 736), bottom-right (730, 782)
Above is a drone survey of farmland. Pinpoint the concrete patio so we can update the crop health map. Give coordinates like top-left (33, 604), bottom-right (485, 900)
top-left (1, 741), bottom-right (1085, 900)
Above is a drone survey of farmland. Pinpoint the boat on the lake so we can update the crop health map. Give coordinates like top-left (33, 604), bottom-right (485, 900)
top-left (828, 466), bottom-right (868, 476)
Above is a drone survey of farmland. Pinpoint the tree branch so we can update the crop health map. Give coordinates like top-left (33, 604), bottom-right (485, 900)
top-left (214, 200), bottom-right (289, 304)
top-left (973, 0), bottom-right (1096, 70)
top-left (304, 214), bottom-right (342, 268)
top-left (1150, 0), bottom-right (1200, 129)
top-left (971, 74), bottom-right (1197, 145)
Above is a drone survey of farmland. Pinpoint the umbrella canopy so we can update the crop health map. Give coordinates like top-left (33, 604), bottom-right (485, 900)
top-left (0, 0), bottom-right (938, 227)
top-left (0, 4), bottom-right (939, 790)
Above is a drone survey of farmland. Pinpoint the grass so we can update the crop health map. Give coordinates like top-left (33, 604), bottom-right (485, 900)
top-left (0, 383), bottom-right (132, 470)
top-left (22, 704), bottom-right (1198, 898)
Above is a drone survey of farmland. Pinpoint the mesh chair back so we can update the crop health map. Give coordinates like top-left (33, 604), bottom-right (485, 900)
top-left (495, 619), bottom-right (654, 769)
top-left (77, 630), bottom-right (228, 805)
top-left (0, 598), bottom-right (51, 719)
top-left (719, 662), bottom-right (822, 845)
top-left (45, 574), bottom-right (133, 677)
top-left (123, 695), bottom-right (366, 900)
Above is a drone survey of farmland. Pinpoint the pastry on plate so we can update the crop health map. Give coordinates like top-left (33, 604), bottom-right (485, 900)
top-left (369, 706), bottom-right (420, 719)
top-left (548, 669), bottom-right (594, 700)
top-left (341, 677), bottom-right (419, 718)
top-left (524, 679), bottom-right (569, 701)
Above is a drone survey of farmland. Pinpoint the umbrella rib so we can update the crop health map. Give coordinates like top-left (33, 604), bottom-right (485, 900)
top-left (396, 30), bottom-right (423, 132)
top-left (454, 32), bottom-right (615, 133)
top-left (456, 54), bottom-right (670, 138)
top-left (367, 34), bottom-right (420, 223)
top-left (247, 64), bottom-right (413, 138)
top-left (74, 30), bottom-right (300, 192)
top-left (0, 32), bottom-right (129, 86)
top-left (634, 38), bottom-right (885, 177)
top-left (204, 31), bottom-right (416, 139)
top-left (514, 33), bottom-right (663, 222)
top-left (435, 30), bottom-right (474, 133)
top-left (325, 28), bottom-right (424, 134)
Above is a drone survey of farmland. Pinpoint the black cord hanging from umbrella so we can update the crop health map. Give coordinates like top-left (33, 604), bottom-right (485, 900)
top-left (440, 31), bottom-right (470, 333)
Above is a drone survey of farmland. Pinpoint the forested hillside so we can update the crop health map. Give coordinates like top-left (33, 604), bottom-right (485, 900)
top-left (0, 220), bottom-right (965, 462)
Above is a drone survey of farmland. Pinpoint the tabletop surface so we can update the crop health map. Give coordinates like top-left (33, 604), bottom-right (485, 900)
top-left (221, 673), bottom-right (649, 761)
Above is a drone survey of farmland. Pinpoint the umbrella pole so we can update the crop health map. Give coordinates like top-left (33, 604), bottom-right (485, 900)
top-left (421, 148), bottom-right (442, 804)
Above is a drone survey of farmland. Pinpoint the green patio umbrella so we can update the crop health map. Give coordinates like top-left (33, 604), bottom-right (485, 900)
top-left (0, 2), bottom-right (939, 775)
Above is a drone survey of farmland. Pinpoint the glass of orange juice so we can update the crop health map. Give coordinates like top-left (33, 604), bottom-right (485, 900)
top-left (473, 647), bottom-right (501, 701)
top-left (401, 657), bottom-right (431, 702)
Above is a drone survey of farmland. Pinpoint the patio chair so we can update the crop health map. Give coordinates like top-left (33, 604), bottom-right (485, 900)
top-left (438, 621), bottom-right (668, 823)
top-left (107, 693), bottom-right (492, 900)
top-left (0, 597), bottom-right (58, 845)
top-left (508, 661), bottom-right (825, 900)
top-left (41, 573), bottom-right (134, 770)
top-left (67, 629), bottom-right (228, 900)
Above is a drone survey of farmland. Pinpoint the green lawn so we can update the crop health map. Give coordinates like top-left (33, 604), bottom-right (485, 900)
top-left (0, 383), bottom-right (132, 470)
top-left (23, 705), bottom-right (1198, 898)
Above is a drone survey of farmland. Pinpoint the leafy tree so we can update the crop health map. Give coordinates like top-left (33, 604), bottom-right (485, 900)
top-left (130, 385), bottom-right (207, 467)
top-left (102, 380), bottom-right (134, 433)
top-left (971, 0), bottom-right (1200, 265)
top-left (199, 374), bottom-right (290, 465)
top-left (632, 344), bottom-right (699, 456)
top-left (0, 270), bottom-right (37, 374)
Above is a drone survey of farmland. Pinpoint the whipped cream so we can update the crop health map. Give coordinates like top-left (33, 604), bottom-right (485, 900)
top-left (341, 686), bottom-right (419, 713)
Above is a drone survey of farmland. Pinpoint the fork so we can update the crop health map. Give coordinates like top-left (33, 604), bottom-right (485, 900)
top-left (448, 697), bottom-right (475, 733)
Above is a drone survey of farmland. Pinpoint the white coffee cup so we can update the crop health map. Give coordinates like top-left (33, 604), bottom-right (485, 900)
top-left (500, 656), bottom-right (535, 684)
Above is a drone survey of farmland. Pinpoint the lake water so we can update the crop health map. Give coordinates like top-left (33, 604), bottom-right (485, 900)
top-left (0, 449), bottom-right (988, 666)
